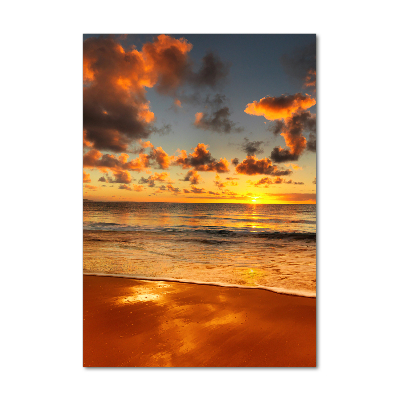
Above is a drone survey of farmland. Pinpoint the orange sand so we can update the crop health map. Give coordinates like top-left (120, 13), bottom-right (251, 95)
top-left (83, 275), bottom-right (316, 367)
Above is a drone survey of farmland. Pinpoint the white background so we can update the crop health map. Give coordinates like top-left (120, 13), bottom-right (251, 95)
top-left (1, 1), bottom-right (399, 399)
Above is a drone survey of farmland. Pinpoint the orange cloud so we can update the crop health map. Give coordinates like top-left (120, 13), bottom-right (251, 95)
top-left (137, 140), bottom-right (175, 169)
top-left (83, 129), bottom-right (93, 149)
top-left (270, 111), bottom-right (316, 162)
top-left (137, 103), bottom-right (155, 123)
top-left (123, 153), bottom-right (151, 172)
top-left (141, 34), bottom-right (193, 95)
top-left (244, 93), bottom-right (315, 121)
top-left (249, 177), bottom-right (304, 187)
top-left (83, 170), bottom-right (91, 183)
top-left (83, 35), bottom-right (193, 152)
top-left (251, 177), bottom-right (273, 186)
top-left (166, 184), bottom-right (181, 195)
top-left (181, 170), bottom-right (202, 185)
top-left (139, 172), bottom-right (173, 187)
top-left (246, 93), bottom-right (316, 164)
top-left (151, 172), bottom-right (171, 182)
top-left (83, 149), bottom-right (151, 178)
top-left (109, 170), bottom-right (132, 184)
top-left (173, 143), bottom-right (230, 173)
top-left (190, 186), bottom-right (206, 194)
top-left (118, 184), bottom-right (145, 192)
top-left (213, 173), bottom-right (237, 189)
top-left (194, 112), bottom-right (204, 125)
top-left (84, 184), bottom-right (98, 190)
top-left (285, 163), bottom-right (302, 170)
top-left (281, 130), bottom-right (307, 156)
top-left (132, 184), bottom-right (145, 192)
top-left (214, 175), bottom-right (226, 189)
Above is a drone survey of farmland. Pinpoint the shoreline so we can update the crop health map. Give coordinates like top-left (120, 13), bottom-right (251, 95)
top-left (83, 275), bottom-right (316, 367)
top-left (83, 272), bottom-right (316, 298)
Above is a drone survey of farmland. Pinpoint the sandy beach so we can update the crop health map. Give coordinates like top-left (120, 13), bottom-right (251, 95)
top-left (83, 275), bottom-right (316, 367)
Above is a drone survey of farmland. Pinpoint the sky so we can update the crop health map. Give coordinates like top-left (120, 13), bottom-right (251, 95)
top-left (83, 34), bottom-right (316, 203)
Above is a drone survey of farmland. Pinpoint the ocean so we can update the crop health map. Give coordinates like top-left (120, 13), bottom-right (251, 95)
top-left (83, 202), bottom-right (316, 297)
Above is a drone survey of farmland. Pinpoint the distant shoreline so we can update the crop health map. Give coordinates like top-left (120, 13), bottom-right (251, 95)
top-left (83, 199), bottom-right (316, 205)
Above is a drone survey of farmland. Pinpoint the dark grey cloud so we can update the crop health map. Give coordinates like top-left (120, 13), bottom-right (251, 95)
top-left (107, 170), bottom-right (132, 184)
top-left (241, 137), bottom-right (264, 156)
top-left (231, 157), bottom-right (239, 166)
top-left (191, 52), bottom-right (230, 88)
top-left (269, 120), bottom-right (285, 135)
top-left (281, 41), bottom-right (316, 87)
top-left (193, 94), bottom-right (243, 134)
top-left (204, 93), bottom-right (227, 108)
top-left (307, 132), bottom-right (316, 152)
top-left (194, 107), bottom-right (243, 134)
top-left (118, 184), bottom-right (132, 191)
top-left (235, 156), bottom-right (293, 176)
top-left (270, 147), bottom-right (299, 163)
top-left (150, 123), bottom-right (172, 136)
top-left (190, 186), bottom-right (207, 194)
top-left (139, 176), bottom-right (156, 187)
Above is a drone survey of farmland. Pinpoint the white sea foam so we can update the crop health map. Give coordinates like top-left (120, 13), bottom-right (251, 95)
top-left (83, 272), bottom-right (316, 298)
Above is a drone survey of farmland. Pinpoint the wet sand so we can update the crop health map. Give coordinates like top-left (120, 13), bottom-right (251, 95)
top-left (83, 275), bottom-right (316, 367)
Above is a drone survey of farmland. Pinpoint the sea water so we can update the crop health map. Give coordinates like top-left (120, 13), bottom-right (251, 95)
top-left (83, 202), bottom-right (316, 297)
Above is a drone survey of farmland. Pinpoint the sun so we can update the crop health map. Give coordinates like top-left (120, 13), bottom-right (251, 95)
top-left (251, 197), bottom-right (259, 203)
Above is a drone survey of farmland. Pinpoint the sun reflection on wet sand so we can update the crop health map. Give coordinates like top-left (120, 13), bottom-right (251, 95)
top-left (116, 281), bottom-right (172, 305)
top-left (153, 294), bottom-right (246, 363)
top-left (114, 279), bottom-right (246, 361)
